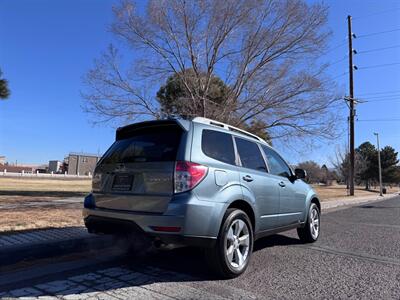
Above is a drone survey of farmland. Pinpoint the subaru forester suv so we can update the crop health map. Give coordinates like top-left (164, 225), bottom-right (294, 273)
top-left (83, 117), bottom-right (321, 278)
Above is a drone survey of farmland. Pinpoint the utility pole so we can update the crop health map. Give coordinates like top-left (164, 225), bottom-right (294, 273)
top-left (374, 133), bottom-right (383, 196)
top-left (347, 15), bottom-right (355, 196)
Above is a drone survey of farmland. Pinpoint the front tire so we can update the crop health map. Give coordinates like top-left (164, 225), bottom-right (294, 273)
top-left (205, 208), bottom-right (253, 278)
top-left (297, 203), bottom-right (320, 243)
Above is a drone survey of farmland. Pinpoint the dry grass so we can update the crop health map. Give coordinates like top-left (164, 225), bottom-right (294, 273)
top-left (0, 207), bottom-right (83, 233)
top-left (0, 177), bottom-right (90, 233)
top-left (0, 177), bottom-right (91, 193)
top-left (313, 184), bottom-right (398, 201)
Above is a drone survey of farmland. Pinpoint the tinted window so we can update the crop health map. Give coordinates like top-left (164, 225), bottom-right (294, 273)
top-left (202, 130), bottom-right (235, 164)
top-left (100, 126), bottom-right (182, 164)
top-left (235, 138), bottom-right (267, 172)
top-left (262, 146), bottom-right (292, 178)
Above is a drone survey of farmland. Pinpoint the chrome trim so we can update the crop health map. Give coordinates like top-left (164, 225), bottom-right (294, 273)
top-left (260, 212), bottom-right (302, 218)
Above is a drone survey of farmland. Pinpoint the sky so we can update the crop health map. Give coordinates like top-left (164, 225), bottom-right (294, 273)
top-left (0, 0), bottom-right (399, 166)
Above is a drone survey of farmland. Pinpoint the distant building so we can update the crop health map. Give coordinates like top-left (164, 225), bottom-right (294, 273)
top-left (48, 160), bottom-right (61, 173)
top-left (0, 156), bottom-right (5, 164)
top-left (0, 164), bottom-right (34, 173)
top-left (67, 152), bottom-right (101, 175)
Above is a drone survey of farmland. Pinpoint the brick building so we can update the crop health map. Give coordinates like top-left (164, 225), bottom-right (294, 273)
top-left (67, 152), bottom-right (101, 175)
top-left (0, 164), bottom-right (35, 173)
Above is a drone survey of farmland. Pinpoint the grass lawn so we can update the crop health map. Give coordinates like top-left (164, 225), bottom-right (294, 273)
top-left (313, 184), bottom-right (399, 200)
top-left (0, 206), bottom-right (83, 233)
top-left (0, 177), bottom-right (397, 233)
top-left (0, 177), bottom-right (91, 233)
top-left (0, 177), bottom-right (91, 196)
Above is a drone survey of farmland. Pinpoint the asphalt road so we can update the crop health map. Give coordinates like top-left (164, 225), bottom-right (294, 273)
top-left (1, 196), bottom-right (399, 299)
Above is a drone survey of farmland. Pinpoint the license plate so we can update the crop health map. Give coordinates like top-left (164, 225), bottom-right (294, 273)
top-left (112, 175), bottom-right (133, 191)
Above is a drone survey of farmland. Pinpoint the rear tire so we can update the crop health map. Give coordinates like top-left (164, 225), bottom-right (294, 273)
top-left (205, 208), bottom-right (253, 278)
top-left (297, 203), bottom-right (320, 243)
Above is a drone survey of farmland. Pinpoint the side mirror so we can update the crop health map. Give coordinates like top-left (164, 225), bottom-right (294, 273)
top-left (295, 168), bottom-right (307, 180)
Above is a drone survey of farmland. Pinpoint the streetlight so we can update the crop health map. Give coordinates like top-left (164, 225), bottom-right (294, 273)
top-left (373, 133), bottom-right (383, 196)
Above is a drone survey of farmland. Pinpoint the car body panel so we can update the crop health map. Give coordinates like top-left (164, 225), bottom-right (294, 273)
top-left (83, 117), bottom-right (320, 246)
top-left (238, 170), bottom-right (280, 231)
top-left (275, 175), bottom-right (309, 226)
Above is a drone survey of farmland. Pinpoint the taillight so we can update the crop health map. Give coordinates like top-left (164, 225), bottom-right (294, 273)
top-left (174, 161), bottom-right (208, 193)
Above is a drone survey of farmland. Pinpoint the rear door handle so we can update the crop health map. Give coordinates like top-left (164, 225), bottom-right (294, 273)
top-left (243, 175), bottom-right (253, 182)
top-left (278, 181), bottom-right (286, 187)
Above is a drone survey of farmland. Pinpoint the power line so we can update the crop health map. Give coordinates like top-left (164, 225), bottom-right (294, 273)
top-left (356, 45), bottom-right (400, 55)
top-left (353, 7), bottom-right (400, 20)
top-left (358, 90), bottom-right (400, 96)
top-left (332, 72), bottom-right (348, 80)
top-left (357, 62), bottom-right (400, 70)
top-left (363, 94), bottom-right (400, 100)
top-left (357, 118), bottom-right (400, 122)
top-left (327, 56), bottom-right (348, 67)
top-left (357, 28), bottom-right (400, 39)
top-left (361, 92), bottom-right (400, 99)
top-left (323, 40), bottom-right (347, 55)
top-left (364, 98), bottom-right (400, 103)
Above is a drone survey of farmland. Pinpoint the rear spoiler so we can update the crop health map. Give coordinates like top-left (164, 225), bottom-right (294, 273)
top-left (115, 119), bottom-right (190, 141)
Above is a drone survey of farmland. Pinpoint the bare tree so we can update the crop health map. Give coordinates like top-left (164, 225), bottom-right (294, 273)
top-left (331, 145), bottom-right (367, 186)
top-left (83, 0), bottom-right (341, 143)
top-left (297, 160), bottom-right (323, 184)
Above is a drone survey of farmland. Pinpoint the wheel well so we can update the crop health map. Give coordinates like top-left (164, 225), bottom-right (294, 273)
top-left (228, 200), bottom-right (255, 230)
top-left (311, 198), bottom-right (321, 212)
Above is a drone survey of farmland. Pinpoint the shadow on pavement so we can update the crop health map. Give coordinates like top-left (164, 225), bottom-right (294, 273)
top-left (1, 233), bottom-right (298, 298)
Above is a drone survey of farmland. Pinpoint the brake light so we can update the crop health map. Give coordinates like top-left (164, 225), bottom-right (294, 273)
top-left (174, 161), bottom-right (208, 193)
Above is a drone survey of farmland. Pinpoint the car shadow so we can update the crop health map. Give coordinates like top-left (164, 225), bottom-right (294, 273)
top-left (139, 234), bottom-right (301, 277)
top-left (1, 233), bottom-right (302, 297)
top-left (253, 234), bottom-right (302, 251)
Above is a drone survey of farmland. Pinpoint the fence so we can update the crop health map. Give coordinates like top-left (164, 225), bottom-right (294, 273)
top-left (0, 170), bottom-right (92, 179)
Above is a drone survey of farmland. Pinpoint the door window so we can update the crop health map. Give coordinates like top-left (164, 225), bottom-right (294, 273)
top-left (262, 146), bottom-right (292, 178)
top-left (235, 138), bottom-right (267, 172)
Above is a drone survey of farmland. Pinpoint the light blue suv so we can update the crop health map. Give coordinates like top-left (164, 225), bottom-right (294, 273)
top-left (83, 117), bottom-right (321, 278)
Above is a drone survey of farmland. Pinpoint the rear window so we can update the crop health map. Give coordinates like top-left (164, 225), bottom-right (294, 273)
top-left (100, 126), bottom-right (182, 164)
top-left (201, 130), bottom-right (235, 165)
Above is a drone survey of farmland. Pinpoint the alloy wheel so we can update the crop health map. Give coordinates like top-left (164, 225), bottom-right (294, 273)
top-left (310, 207), bottom-right (320, 239)
top-left (225, 219), bottom-right (250, 269)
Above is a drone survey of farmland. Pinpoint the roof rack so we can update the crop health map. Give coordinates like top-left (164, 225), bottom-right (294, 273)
top-left (192, 117), bottom-right (266, 144)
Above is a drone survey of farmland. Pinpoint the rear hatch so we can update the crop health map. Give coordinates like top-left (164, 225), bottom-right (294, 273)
top-left (93, 121), bottom-right (185, 214)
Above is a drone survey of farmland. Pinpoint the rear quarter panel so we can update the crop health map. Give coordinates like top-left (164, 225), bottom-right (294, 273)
top-left (304, 184), bottom-right (320, 221)
top-left (189, 122), bottom-right (259, 233)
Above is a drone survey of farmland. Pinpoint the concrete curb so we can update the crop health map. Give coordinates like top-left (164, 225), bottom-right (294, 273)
top-left (321, 193), bottom-right (399, 211)
top-left (0, 228), bottom-right (116, 267)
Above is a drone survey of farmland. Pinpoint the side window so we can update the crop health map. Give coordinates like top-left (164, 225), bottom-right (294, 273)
top-left (202, 130), bottom-right (236, 165)
top-left (262, 146), bottom-right (292, 178)
top-left (235, 138), bottom-right (267, 172)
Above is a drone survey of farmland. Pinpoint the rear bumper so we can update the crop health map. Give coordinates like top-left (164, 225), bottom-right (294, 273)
top-left (83, 214), bottom-right (216, 248)
top-left (82, 192), bottom-right (225, 248)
